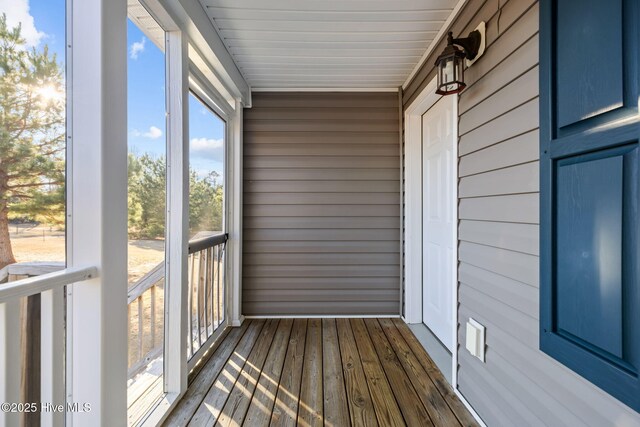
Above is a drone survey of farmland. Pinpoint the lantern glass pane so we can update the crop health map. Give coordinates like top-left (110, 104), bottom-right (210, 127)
top-left (443, 58), bottom-right (454, 84)
top-left (456, 57), bottom-right (464, 83)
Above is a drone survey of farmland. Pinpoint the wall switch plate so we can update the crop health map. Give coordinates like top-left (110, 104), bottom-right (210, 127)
top-left (465, 318), bottom-right (486, 362)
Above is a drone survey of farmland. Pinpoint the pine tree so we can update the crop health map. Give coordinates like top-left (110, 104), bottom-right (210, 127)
top-left (0, 15), bottom-right (65, 269)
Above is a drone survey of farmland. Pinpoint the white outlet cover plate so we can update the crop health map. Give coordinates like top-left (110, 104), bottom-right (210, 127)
top-left (466, 317), bottom-right (486, 362)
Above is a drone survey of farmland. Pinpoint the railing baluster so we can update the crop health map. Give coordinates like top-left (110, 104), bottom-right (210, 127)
top-left (127, 303), bottom-right (132, 368)
top-left (191, 255), bottom-right (195, 353)
top-left (208, 246), bottom-right (214, 335)
top-left (212, 245), bottom-right (217, 329)
top-left (211, 246), bottom-right (215, 329)
top-left (196, 252), bottom-right (204, 350)
top-left (211, 245), bottom-right (217, 330)
top-left (203, 247), bottom-right (209, 338)
top-left (20, 293), bottom-right (41, 426)
top-left (218, 243), bottom-right (226, 324)
top-left (215, 245), bottom-right (220, 328)
top-left (40, 287), bottom-right (65, 427)
top-left (188, 253), bottom-right (195, 358)
top-left (137, 296), bottom-right (143, 361)
top-left (214, 246), bottom-right (217, 328)
top-left (0, 301), bottom-right (21, 427)
top-left (150, 285), bottom-right (156, 350)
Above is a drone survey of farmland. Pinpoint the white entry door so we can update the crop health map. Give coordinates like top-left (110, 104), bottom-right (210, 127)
top-left (422, 96), bottom-right (456, 352)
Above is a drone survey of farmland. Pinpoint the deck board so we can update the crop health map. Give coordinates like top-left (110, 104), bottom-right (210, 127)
top-left (187, 320), bottom-right (265, 426)
top-left (337, 318), bottom-right (379, 426)
top-left (351, 319), bottom-right (405, 426)
top-left (297, 319), bottom-right (323, 426)
top-left (364, 318), bottom-right (433, 427)
top-left (163, 322), bottom-right (250, 427)
top-left (244, 319), bottom-right (293, 427)
top-left (164, 319), bottom-right (479, 427)
top-left (322, 319), bottom-right (350, 427)
top-left (270, 319), bottom-right (307, 427)
top-left (217, 319), bottom-right (279, 426)
top-left (379, 318), bottom-right (460, 427)
top-left (391, 318), bottom-right (480, 427)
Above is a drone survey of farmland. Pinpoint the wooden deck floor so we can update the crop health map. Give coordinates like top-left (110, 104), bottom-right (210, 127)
top-left (163, 318), bottom-right (479, 427)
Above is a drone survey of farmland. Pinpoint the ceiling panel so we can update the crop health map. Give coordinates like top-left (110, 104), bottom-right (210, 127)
top-left (199, 0), bottom-right (459, 89)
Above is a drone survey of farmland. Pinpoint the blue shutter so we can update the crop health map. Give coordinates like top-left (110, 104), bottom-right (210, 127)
top-left (540, 0), bottom-right (640, 412)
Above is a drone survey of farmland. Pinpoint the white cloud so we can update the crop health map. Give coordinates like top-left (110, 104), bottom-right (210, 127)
top-left (190, 138), bottom-right (224, 160)
top-left (132, 126), bottom-right (163, 140)
top-left (1, 0), bottom-right (46, 48)
top-left (129, 37), bottom-right (146, 59)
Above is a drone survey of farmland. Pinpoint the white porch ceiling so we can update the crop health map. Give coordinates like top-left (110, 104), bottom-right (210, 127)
top-left (198, 0), bottom-right (459, 89)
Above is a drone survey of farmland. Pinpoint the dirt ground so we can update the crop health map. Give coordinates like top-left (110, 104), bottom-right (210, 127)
top-left (10, 225), bottom-right (165, 284)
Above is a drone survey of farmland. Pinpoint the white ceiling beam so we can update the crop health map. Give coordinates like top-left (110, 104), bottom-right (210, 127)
top-left (214, 19), bottom-right (445, 32)
top-left (230, 47), bottom-right (428, 57)
top-left (251, 87), bottom-right (401, 92)
top-left (219, 30), bottom-right (438, 42)
top-left (158, 0), bottom-right (251, 103)
top-left (225, 40), bottom-right (432, 49)
top-left (202, 0), bottom-right (457, 12)
top-left (205, 8), bottom-right (452, 21)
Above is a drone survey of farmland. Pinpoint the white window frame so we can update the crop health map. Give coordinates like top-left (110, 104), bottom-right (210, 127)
top-left (135, 6), bottom-right (245, 426)
top-left (183, 72), bottom-right (232, 372)
top-left (65, 0), bottom-right (247, 423)
top-left (188, 60), bottom-right (245, 330)
top-left (128, 3), bottom-right (191, 424)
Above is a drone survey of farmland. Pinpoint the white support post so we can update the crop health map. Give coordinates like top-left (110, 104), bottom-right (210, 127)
top-left (403, 107), bottom-right (424, 324)
top-left (228, 99), bottom-right (244, 327)
top-left (40, 288), bottom-right (65, 427)
top-left (0, 302), bottom-right (21, 427)
top-left (67, 0), bottom-right (128, 425)
top-left (164, 29), bottom-right (189, 397)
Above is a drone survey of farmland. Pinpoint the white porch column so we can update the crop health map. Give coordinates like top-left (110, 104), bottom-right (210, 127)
top-left (164, 29), bottom-right (190, 396)
top-left (229, 99), bottom-right (244, 327)
top-left (67, 0), bottom-right (128, 425)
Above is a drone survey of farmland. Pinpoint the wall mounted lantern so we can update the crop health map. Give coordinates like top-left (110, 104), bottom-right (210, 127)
top-left (435, 25), bottom-right (484, 96)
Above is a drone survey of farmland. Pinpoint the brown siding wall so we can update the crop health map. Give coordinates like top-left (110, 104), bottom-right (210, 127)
top-left (243, 92), bottom-right (401, 316)
top-left (404, 0), bottom-right (640, 425)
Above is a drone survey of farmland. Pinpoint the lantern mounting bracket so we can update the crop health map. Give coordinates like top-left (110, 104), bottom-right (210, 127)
top-left (448, 30), bottom-right (482, 61)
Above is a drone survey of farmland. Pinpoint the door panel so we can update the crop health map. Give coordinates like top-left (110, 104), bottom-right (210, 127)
top-left (422, 97), bottom-right (455, 351)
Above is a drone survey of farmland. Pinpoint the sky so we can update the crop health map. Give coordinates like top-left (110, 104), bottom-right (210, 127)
top-left (2, 0), bottom-right (226, 179)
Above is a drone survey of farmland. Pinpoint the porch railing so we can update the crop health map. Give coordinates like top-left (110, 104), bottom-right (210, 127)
top-left (127, 263), bottom-right (165, 378)
top-left (0, 264), bottom-right (97, 427)
top-left (187, 233), bottom-right (227, 361)
top-left (126, 232), bottom-right (228, 378)
top-left (0, 233), bottom-right (228, 425)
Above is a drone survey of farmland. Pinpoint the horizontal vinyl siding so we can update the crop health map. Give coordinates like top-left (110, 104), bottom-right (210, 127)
top-left (243, 92), bottom-right (400, 316)
top-left (404, 0), bottom-right (640, 425)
